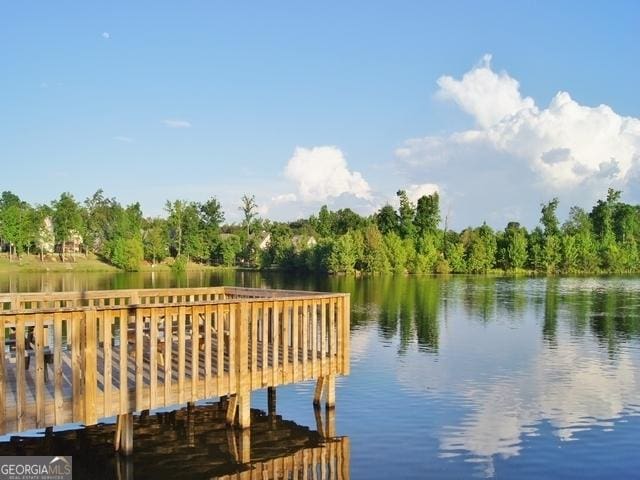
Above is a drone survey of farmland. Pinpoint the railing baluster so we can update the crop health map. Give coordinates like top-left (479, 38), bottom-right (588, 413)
top-left (34, 313), bottom-right (45, 427)
top-left (261, 304), bottom-right (268, 387)
top-left (164, 307), bottom-right (172, 406)
top-left (135, 307), bottom-right (143, 411)
top-left (216, 304), bottom-right (225, 396)
top-left (250, 302), bottom-right (258, 390)
top-left (119, 309), bottom-right (128, 414)
top-left (190, 306), bottom-right (198, 402)
top-left (150, 308), bottom-right (158, 410)
top-left (272, 301), bottom-right (279, 387)
top-left (102, 310), bottom-right (112, 418)
top-left (53, 313), bottom-right (63, 423)
top-left (204, 304), bottom-right (212, 398)
top-left (178, 306), bottom-right (186, 404)
top-left (16, 315), bottom-right (26, 430)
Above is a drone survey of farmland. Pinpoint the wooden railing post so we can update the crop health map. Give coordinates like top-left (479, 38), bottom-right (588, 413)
top-left (83, 309), bottom-right (98, 425)
top-left (236, 302), bottom-right (250, 428)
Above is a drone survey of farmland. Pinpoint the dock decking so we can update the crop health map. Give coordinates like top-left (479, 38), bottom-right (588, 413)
top-left (0, 287), bottom-right (350, 451)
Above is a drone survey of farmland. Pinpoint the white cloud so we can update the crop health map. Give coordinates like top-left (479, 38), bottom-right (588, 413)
top-left (113, 136), bottom-right (134, 143)
top-left (271, 193), bottom-right (297, 204)
top-left (405, 183), bottom-right (439, 204)
top-left (436, 54), bottom-right (536, 129)
top-left (163, 119), bottom-right (192, 128)
top-left (102, 32), bottom-right (110, 39)
top-left (284, 146), bottom-right (372, 202)
top-left (397, 55), bottom-right (640, 228)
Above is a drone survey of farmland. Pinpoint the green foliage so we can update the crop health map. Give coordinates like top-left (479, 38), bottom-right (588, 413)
top-left (414, 192), bottom-right (440, 236)
top-left (5, 186), bottom-right (640, 276)
top-left (216, 235), bottom-right (242, 266)
top-left (109, 237), bottom-right (144, 271)
top-left (171, 254), bottom-right (188, 273)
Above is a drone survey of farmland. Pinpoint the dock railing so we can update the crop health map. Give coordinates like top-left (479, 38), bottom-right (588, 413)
top-left (0, 287), bottom-right (350, 446)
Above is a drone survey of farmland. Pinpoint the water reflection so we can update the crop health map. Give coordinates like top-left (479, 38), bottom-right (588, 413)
top-left (4, 272), bottom-right (640, 477)
top-left (0, 402), bottom-right (349, 480)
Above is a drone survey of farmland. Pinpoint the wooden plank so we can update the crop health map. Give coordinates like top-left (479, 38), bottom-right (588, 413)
top-left (102, 311), bottom-right (112, 418)
top-left (119, 309), bottom-right (128, 414)
top-left (343, 295), bottom-right (350, 376)
top-left (135, 307), bottom-right (143, 411)
top-left (0, 315), bottom-right (4, 424)
top-left (178, 306), bottom-right (186, 404)
top-left (15, 315), bottom-right (26, 430)
top-left (53, 313), bottom-right (64, 423)
top-left (150, 308), bottom-right (158, 410)
top-left (320, 300), bottom-right (328, 376)
top-left (34, 313), bottom-right (45, 427)
top-left (71, 312), bottom-right (82, 422)
top-left (84, 309), bottom-right (98, 425)
top-left (190, 306), bottom-right (198, 402)
top-left (329, 297), bottom-right (336, 375)
top-left (302, 300), bottom-right (308, 380)
top-left (164, 307), bottom-right (172, 406)
top-left (282, 300), bottom-right (290, 383)
top-left (311, 300), bottom-right (318, 380)
top-left (204, 305), bottom-right (212, 398)
top-left (237, 302), bottom-right (250, 427)
top-left (261, 304), bottom-right (268, 387)
top-left (292, 301), bottom-right (299, 382)
top-left (216, 304), bottom-right (225, 396)
top-left (272, 301), bottom-right (279, 387)
top-left (228, 305), bottom-right (236, 396)
top-left (250, 302), bottom-right (258, 390)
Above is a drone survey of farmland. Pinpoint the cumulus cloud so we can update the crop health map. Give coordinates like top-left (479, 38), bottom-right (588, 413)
top-left (397, 55), bottom-right (640, 228)
top-left (163, 119), bottom-right (191, 128)
top-left (405, 183), bottom-right (439, 203)
top-left (271, 193), bottom-right (297, 204)
top-left (284, 146), bottom-right (372, 202)
top-left (102, 32), bottom-right (110, 39)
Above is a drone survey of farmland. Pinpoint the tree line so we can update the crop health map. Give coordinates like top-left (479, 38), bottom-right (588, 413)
top-left (1, 187), bottom-right (639, 274)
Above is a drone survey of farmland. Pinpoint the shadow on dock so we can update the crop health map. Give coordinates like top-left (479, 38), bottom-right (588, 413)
top-left (0, 400), bottom-right (349, 480)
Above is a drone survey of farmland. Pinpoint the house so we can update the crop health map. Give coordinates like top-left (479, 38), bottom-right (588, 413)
top-left (292, 235), bottom-right (317, 251)
top-left (56, 230), bottom-right (83, 254)
top-left (258, 233), bottom-right (271, 251)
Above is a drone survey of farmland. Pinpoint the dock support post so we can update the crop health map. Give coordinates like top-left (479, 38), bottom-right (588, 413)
top-left (115, 413), bottom-right (134, 455)
top-left (267, 387), bottom-right (276, 416)
top-left (237, 392), bottom-right (250, 429)
top-left (326, 374), bottom-right (335, 408)
top-left (313, 376), bottom-right (325, 406)
top-left (225, 395), bottom-right (238, 425)
top-left (313, 375), bottom-right (335, 407)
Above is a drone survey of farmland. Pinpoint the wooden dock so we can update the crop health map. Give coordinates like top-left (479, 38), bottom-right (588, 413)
top-left (0, 287), bottom-right (350, 454)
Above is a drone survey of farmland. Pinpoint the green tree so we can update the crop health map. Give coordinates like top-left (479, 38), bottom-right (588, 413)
top-left (239, 194), bottom-right (258, 238)
top-left (375, 204), bottom-right (399, 235)
top-left (499, 222), bottom-right (528, 270)
top-left (52, 192), bottom-right (83, 261)
top-left (396, 190), bottom-right (416, 239)
top-left (142, 218), bottom-right (169, 264)
top-left (414, 192), bottom-right (440, 236)
top-left (327, 233), bottom-right (358, 273)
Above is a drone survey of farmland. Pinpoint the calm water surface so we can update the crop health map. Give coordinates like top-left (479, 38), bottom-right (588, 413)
top-left (2, 271), bottom-right (640, 479)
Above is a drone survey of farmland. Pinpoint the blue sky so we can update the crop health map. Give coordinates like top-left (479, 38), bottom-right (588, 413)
top-left (2, 1), bottom-right (639, 228)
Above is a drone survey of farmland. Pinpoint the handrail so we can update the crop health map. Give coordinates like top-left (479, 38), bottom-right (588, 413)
top-left (0, 287), bottom-right (350, 436)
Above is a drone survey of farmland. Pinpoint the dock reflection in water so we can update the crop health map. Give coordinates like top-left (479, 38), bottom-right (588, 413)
top-left (0, 401), bottom-right (349, 480)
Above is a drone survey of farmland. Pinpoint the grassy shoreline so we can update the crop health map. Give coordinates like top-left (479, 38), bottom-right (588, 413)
top-left (0, 255), bottom-right (237, 274)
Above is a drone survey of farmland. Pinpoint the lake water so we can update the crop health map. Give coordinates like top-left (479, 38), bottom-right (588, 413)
top-left (2, 271), bottom-right (640, 479)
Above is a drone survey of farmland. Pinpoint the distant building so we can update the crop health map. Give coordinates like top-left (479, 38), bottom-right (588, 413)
top-left (292, 235), bottom-right (317, 251)
top-left (56, 230), bottom-right (83, 254)
top-left (258, 233), bottom-right (271, 251)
